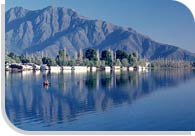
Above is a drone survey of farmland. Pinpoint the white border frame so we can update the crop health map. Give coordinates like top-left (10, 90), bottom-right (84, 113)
top-left (1, 0), bottom-right (195, 135)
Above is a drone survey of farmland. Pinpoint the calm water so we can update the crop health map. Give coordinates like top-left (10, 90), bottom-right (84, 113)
top-left (5, 69), bottom-right (195, 131)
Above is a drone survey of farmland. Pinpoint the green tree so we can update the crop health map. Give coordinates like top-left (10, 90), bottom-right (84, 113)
top-left (7, 52), bottom-right (21, 63)
top-left (56, 55), bottom-right (62, 66)
top-left (132, 52), bottom-right (138, 58)
top-left (115, 59), bottom-right (122, 66)
top-left (95, 60), bottom-right (102, 67)
top-left (42, 57), bottom-right (48, 64)
top-left (20, 55), bottom-right (30, 63)
top-left (42, 57), bottom-right (56, 66)
top-left (8, 52), bottom-right (16, 58)
top-left (89, 61), bottom-right (95, 67)
top-left (85, 48), bottom-right (97, 61)
top-left (30, 55), bottom-right (42, 65)
top-left (21, 58), bottom-right (30, 63)
top-left (5, 54), bottom-right (16, 63)
top-left (68, 59), bottom-right (76, 66)
top-left (83, 59), bottom-right (90, 66)
top-left (56, 49), bottom-right (69, 66)
top-left (116, 50), bottom-right (128, 60)
top-left (151, 61), bottom-right (159, 68)
top-left (138, 59), bottom-right (146, 67)
top-left (101, 60), bottom-right (106, 67)
top-left (50, 58), bottom-right (57, 66)
top-left (121, 58), bottom-right (129, 67)
top-left (101, 50), bottom-right (112, 66)
top-left (75, 59), bottom-right (83, 66)
top-left (128, 53), bottom-right (138, 66)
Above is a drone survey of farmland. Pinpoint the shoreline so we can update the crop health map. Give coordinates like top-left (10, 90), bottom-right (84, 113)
top-left (5, 66), bottom-right (195, 74)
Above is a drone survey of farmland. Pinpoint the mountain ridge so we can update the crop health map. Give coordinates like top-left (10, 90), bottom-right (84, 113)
top-left (5, 6), bottom-right (195, 60)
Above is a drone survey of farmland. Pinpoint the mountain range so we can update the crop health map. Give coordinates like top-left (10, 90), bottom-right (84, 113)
top-left (5, 6), bottom-right (195, 60)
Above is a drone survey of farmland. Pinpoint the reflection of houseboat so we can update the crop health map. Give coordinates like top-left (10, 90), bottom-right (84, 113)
top-left (22, 70), bottom-right (33, 75)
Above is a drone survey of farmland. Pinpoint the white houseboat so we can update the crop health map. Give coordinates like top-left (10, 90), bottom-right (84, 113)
top-left (72, 66), bottom-right (88, 72)
top-left (104, 66), bottom-right (111, 72)
top-left (50, 66), bottom-right (61, 73)
top-left (112, 66), bottom-right (121, 71)
top-left (90, 66), bottom-right (97, 72)
top-left (128, 66), bottom-right (134, 71)
top-left (62, 66), bottom-right (72, 72)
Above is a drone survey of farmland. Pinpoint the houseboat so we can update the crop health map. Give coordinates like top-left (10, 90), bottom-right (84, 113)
top-left (121, 67), bottom-right (128, 71)
top-left (72, 66), bottom-right (88, 72)
top-left (112, 66), bottom-right (121, 71)
top-left (9, 63), bottom-right (23, 72)
top-left (128, 66), bottom-right (134, 71)
top-left (62, 66), bottom-right (72, 72)
top-left (104, 66), bottom-right (111, 72)
top-left (50, 66), bottom-right (61, 73)
top-left (90, 66), bottom-right (97, 72)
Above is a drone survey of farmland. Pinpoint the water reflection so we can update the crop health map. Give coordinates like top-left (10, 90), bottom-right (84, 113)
top-left (5, 69), bottom-right (195, 130)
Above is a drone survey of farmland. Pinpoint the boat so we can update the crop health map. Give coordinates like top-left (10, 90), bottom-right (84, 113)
top-left (104, 66), bottom-right (111, 72)
top-left (112, 66), bottom-right (121, 72)
top-left (72, 66), bottom-right (88, 72)
top-left (50, 66), bottom-right (61, 73)
top-left (43, 80), bottom-right (49, 86)
top-left (128, 66), bottom-right (134, 71)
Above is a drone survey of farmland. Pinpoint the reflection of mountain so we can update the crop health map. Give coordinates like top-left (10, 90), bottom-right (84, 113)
top-left (5, 70), bottom-right (195, 129)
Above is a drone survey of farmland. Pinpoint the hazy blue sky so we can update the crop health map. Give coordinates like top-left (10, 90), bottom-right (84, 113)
top-left (6, 0), bottom-right (195, 52)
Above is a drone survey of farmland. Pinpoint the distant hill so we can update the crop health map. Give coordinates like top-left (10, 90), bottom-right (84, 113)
top-left (5, 6), bottom-right (195, 60)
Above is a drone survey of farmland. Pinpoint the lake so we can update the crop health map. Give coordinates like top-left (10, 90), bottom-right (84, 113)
top-left (5, 69), bottom-right (195, 131)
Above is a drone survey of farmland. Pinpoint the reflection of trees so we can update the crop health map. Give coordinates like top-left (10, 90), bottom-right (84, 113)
top-left (115, 72), bottom-right (129, 86)
top-left (85, 72), bottom-right (97, 90)
top-left (5, 70), bottom-right (195, 129)
top-left (100, 72), bottom-right (112, 89)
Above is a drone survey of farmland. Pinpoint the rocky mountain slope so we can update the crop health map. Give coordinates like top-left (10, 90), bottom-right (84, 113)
top-left (5, 6), bottom-right (195, 60)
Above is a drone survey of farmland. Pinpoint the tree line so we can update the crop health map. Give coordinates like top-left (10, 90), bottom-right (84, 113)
top-left (150, 58), bottom-right (195, 68)
top-left (5, 48), bottom-right (195, 68)
top-left (5, 48), bottom-right (143, 67)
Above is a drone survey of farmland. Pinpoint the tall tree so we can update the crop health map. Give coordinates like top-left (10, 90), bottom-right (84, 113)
top-left (56, 49), bottom-right (69, 66)
top-left (85, 48), bottom-right (97, 61)
top-left (128, 53), bottom-right (138, 66)
top-left (116, 50), bottom-right (128, 60)
top-left (101, 49), bottom-right (112, 66)
top-left (121, 58), bottom-right (129, 67)
top-left (115, 59), bottom-right (122, 66)
top-left (78, 49), bottom-right (83, 60)
top-left (42, 57), bottom-right (57, 66)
